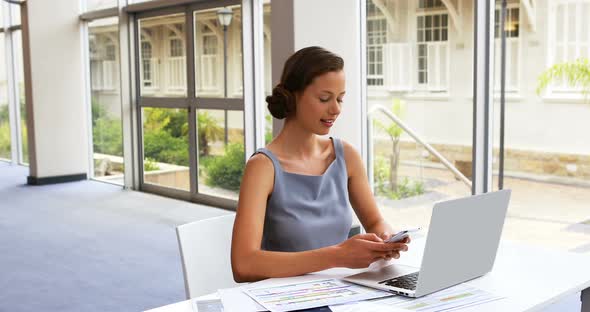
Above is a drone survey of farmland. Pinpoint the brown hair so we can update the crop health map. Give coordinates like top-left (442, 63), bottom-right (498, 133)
top-left (266, 46), bottom-right (344, 119)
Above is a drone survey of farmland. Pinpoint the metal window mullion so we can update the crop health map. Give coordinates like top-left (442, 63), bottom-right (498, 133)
top-left (138, 96), bottom-right (189, 108)
top-left (133, 14), bottom-right (146, 188)
top-left (472, 0), bottom-right (495, 195)
top-left (360, 0), bottom-right (369, 186)
top-left (82, 20), bottom-right (95, 179)
top-left (119, 0), bottom-right (138, 189)
top-left (3, 1), bottom-right (18, 164)
top-left (242, 0), bottom-right (257, 161)
top-left (195, 97), bottom-right (243, 111)
top-left (80, 7), bottom-right (119, 21)
top-left (251, 0), bottom-right (265, 151)
top-left (185, 8), bottom-right (198, 194)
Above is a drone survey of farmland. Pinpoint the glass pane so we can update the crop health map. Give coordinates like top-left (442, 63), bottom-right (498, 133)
top-left (89, 17), bottom-right (124, 185)
top-left (197, 109), bottom-right (244, 200)
top-left (85, 0), bottom-right (117, 11)
top-left (142, 107), bottom-right (190, 191)
top-left (138, 13), bottom-right (187, 97)
top-left (493, 1), bottom-right (590, 253)
top-left (194, 5), bottom-right (243, 98)
top-left (0, 33), bottom-right (10, 161)
top-left (9, 4), bottom-right (19, 26)
top-left (367, 2), bottom-right (472, 235)
top-left (13, 30), bottom-right (27, 164)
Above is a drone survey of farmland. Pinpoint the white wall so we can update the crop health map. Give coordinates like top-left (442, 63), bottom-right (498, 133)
top-left (369, 0), bottom-right (590, 156)
top-left (24, 0), bottom-right (89, 177)
top-left (292, 0), bottom-right (363, 151)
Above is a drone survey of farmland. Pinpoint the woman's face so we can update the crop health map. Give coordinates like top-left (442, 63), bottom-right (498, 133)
top-left (293, 70), bottom-right (346, 135)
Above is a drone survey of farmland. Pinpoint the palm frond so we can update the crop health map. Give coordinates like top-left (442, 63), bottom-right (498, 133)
top-left (536, 58), bottom-right (590, 98)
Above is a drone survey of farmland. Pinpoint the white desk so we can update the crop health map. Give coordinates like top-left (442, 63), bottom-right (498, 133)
top-left (146, 239), bottom-right (590, 312)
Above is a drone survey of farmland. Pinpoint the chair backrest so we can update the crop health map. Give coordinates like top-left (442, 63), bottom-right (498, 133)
top-left (176, 214), bottom-right (240, 299)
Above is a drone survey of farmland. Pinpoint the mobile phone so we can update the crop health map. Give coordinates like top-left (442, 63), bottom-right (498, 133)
top-left (384, 227), bottom-right (421, 243)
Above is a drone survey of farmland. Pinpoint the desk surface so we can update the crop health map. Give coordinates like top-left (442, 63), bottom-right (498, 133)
top-left (146, 239), bottom-right (590, 312)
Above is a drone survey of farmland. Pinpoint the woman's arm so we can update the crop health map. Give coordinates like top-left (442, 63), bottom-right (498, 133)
top-left (342, 141), bottom-right (395, 236)
top-left (342, 141), bottom-right (410, 261)
top-left (231, 154), bottom-right (394, 282)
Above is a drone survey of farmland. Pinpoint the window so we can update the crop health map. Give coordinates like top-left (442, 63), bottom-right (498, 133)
top-left (0, 33), bottom-right (10, 161)
top-left (88, 18), bottom-right (124, 185)
top-left (195, 22), bottom-right (220, 95)
top-left (416, 13), bottom-right (449, 91)
top-left (170, 38), bottom-right (184, 57)
top-left (106, 44), bottom-right (116, 61)
top-left (494, 6), bottom-right (520, 92)
top-left (367, 1), bottom-right (387, 86)
top-left (419, 0), bottom-right (443, 9)
top-left (550, 0), bottom-right (590, 92)
top-left (141, 41), bottom-right (154, 88)
top-left (138, 14), bottom-right (187, 97)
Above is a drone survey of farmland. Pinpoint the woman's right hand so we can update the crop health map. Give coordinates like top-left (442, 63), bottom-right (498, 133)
top-left (334, 233), bottom-right (409, 269)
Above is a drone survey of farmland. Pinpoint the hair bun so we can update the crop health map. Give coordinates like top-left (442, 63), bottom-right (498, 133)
top-left (266, 84), bottom-right (295, 119)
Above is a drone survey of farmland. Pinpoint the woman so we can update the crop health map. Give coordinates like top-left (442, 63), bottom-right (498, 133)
top-left (231, 46), bottom-right (409, 282)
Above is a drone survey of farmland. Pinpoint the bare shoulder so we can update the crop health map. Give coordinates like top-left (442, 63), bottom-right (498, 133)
top-left (340, 139), bottom-right (362, 164)
top-left (242, 153), bottom-right (275, 195)
top-left (339, 139), bottom-right (364, 178)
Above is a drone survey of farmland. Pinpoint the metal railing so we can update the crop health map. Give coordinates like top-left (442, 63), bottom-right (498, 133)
top-left (367, 104), bottom-right (472, 189)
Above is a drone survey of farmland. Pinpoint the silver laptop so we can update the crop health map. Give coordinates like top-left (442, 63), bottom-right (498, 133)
top-left (343, 189), bottom-right (511, 298)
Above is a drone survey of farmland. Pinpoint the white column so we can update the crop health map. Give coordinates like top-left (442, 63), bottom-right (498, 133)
top-left (22, 0), bottom-right (89, 183)
top-left (271, 0), bottom-right (364, 152)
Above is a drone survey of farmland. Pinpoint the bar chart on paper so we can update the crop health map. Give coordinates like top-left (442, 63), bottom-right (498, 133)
top-left (362, 284), bottom-right (504, 312)
top-left (244, 279), bottom-right (392, 312)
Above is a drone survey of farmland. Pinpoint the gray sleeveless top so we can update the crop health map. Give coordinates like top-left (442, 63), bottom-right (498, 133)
top-left (254, 137), bottom-right (353, 252)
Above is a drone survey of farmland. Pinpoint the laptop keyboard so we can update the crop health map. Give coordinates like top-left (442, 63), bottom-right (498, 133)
top-left (378, 272), bottom-right (419, 290)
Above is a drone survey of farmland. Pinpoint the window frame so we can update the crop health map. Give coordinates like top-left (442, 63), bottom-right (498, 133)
top-left (415, 8), bottom-right (450, 92)
top-left (493, 3), bottom-right (521, 93)
top-left (546, 0), bottom-right (590, 96)
top-left (366, 1), bottom-right (387, 87)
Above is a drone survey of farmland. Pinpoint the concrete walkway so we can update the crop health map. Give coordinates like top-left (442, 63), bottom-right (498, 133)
top-left (377, 166), bottom-right (590, 253)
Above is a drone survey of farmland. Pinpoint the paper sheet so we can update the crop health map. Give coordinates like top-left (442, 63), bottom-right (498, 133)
top-left (330, 284), bottom-right (503, 312)
top-left (218, 287), bottom-right (266, 312)
top-left (243, 278), bottom-right (393, 312)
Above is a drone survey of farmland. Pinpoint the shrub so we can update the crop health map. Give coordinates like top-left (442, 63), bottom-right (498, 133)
top-left (203, 143), bottom-right (245, 191)
top-left (143, 130), bottom-right (189, 167)
top-left (144, 157), bottom-right (160, 171)
top-left (93, 117), bottom-right (123, 156)
top-left (373, 155), bottom-right (425, 200)
top-left (0, 122), bottom-right (10, 159)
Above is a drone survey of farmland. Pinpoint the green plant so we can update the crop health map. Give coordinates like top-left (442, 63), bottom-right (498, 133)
top-left (537, 58), bottom-right (590, 100)
top-left (265, 113), bottom-right (273, 144)
top-left (203, 142), bottom-right (245, 191)
top-left (197, 111), bottom-right (224, 156)
top-left (374, 99), bottom-right (405, 192)
top-left (143, 157), bottom-right (160, 171)
top-left (0, 121), bottom-right (10, 159)
top-left (93, 117), bottom-right (123, 156)
top-left (143, 130), bottom-right (189, 166)
top-left (373, 156), bottom-right (424, 200)
top-left (373, 155), bottom-right (390, 196)
top-left (396, 177), bottom-right (425, 199)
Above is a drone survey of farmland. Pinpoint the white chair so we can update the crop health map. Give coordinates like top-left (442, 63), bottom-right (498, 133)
top-left (176, 214), bottom-right (241, 299)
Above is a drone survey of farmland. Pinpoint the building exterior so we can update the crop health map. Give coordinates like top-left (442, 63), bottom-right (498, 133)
top-left (367, 0), bottom-right (590, 181)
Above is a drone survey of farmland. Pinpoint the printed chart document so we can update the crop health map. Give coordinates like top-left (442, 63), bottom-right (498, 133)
top-left (244, 279), bottom-right (393, 312)
top-left (331, 284), bottom-right (503, 312)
